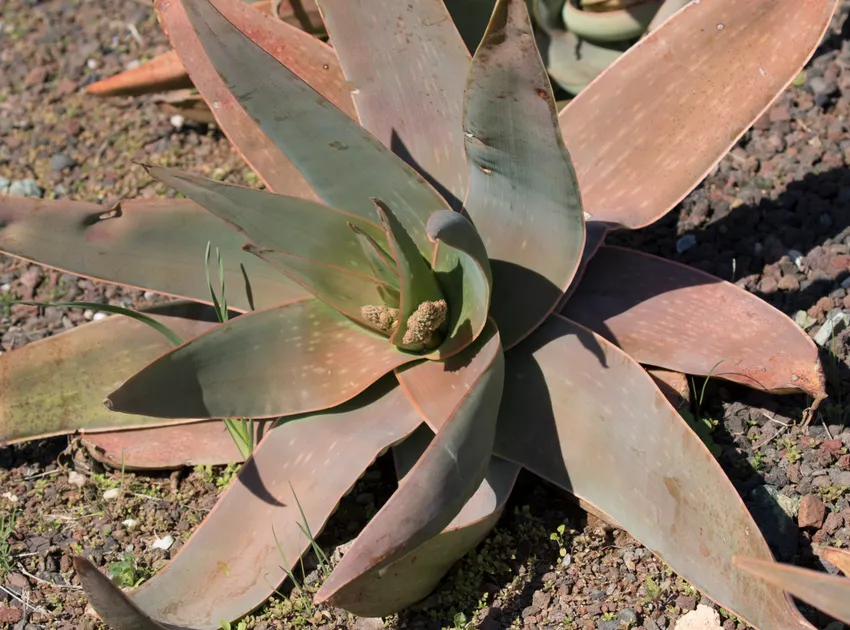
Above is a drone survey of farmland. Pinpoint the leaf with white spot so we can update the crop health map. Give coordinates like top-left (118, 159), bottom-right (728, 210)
top-left (316, 321), bottom-right (504, 607)
top-left (463, 0), bottom-right (584, 350)
top-left (562, 246), bottom-right (825, 400)
top-left (733, 556), bottom-right (850, 625)
top-left (494, 314), bottom-right (810, 630)
top-left (106, 299), bottom-right (417, 420)
top-left (177, 0), bottom-right (450, 254)
top-left (80, 380), bottom-right (422, 628)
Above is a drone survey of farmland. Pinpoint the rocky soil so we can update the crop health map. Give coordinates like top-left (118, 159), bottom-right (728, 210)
top-left (1, 0), bottom-right (850, 629)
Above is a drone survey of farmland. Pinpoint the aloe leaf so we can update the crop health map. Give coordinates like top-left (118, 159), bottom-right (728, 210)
top-left (147, 166), bottom-right (389, 270)
top-left (74, 557), bottom-right (170, 630)
top-left (733, 556), bottom-right (850, 625)
top-left (646, 368), bottom-right (690, 412)
top-left (177, 0), bottom-right (451, 254)
top-left (494, 314), bottom-right (809, 630)
top-left (323, 424), bottom-right (519, 616)
top-left (463, 0), bottom-right (585, 350)
top-left (316, 0), bottom-right (471, 209)
top-left (0, 196), bottom-right (305, 312)
top-left (19, 301), bottom-right (184, 347)
top-left (556, 219), bottom-right (609, 311)
top-left (374, 200), bottom-right (446, 350)
top-left (558, 0), bottom-right (837, 228)
top-left (316, 322), bottom-right (504, 608)
top-left (82, 421), bottom-right (271, 470)
top-left (348, 223), bottom-right (400, 290)
top-left (154, 0), bottom-right (353, 197)
top-left (106, 299), bottom-right (417, 420)
top-left (77, 380), bottom-right (422, 628)
top-left (0, 312), bottom-right (216, 445)
top-left (562, 246), bottom-right (826, 401)
top-left (244, 244), bottom-right (392, 329)
top-left (426, 210), bottom-right (492, 359)
top-left (823, 547), bottom-right (850, 576)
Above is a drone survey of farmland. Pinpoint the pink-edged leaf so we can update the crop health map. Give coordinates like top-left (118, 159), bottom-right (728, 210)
top-left (733, 556), bottom-right (850, 625)
top-left (82, 421), bottom-right (273, 470)
top-left (316, 322), bottom-right (504, 608)
top-left (154, 0), bottom-right (353, 197)
top-left (77, 380), bottom-right (421, 628)
top-left (494, 314), bottom-right (810, 630)
top-left (562, 246), bottom-right (826, 401)
top-left (0, 196), bottom-right (305, 312)
top-left (559, 0), bottom-right (838, 228)
top-left (86, 50), bottom-right (193, 97)
top-left (556, 219), bottom-right (610, 311)
top-left (323, 423), bottom-right (519, 616)
top-left (174, 0), bottom-right (450, 255)
top-left (317, 0), bottom-right (471, 208)
top-left (463, 0), bottom-right (584, 350)
top-left (426, 210), bottom-right (491, 359)
top-left (106, 298), bottom-right (417, 420)
top-left (74, 557), bottom-right (171, 630)
top-left (0, 313), bottom-right (216, 445)
top-left (646, 367), bottom-right (691, 412)
top-left (823, 547), bottom-right (850, 576)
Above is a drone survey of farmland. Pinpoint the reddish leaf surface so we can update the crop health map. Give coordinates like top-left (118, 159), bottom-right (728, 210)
top-left (0, 313), bottom-right (215, 445)
top-left (559, 0), bottom-right (837, 228)
top-left (78, 380), bottom-right (422, 628)
top-left (463, 0), bottom-right (584, 350)
top-left (733, 556), bottom-right (850, 625)
top-left (317, 0), bottom-right (471, 208)
top-left (494, 314), bottom-right (811, 630)
top-left (823, 547), bottom-right (850, 576)
top-left (82, 421), bottom-right (273, 470)
top-left (86, 50), bottom-right (193, 97)
top-left (646, 367), bottom-right (690, 412)
top-left (317, 323), bottom-right (504, 611)
top-left (155, 0), bottom-right (354, 196)
top-left (0, 197), bottom-right (305, 312)
top-left (107, 298), bottom-right (416, 420)
top-left (323, 427), bottom-right (519, 616)
top-left (562, 246), bottom-right (825, 400)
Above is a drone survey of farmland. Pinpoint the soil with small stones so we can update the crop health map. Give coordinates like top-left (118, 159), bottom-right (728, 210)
top-left (2, 0), bottom-right (850, 629)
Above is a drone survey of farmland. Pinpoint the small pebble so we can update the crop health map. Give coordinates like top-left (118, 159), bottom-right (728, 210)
top-left (92, 312), bottom-right (108, 321)
top-left (8, 179), bottom-right (43, 198)
top-left (813, 311), bottom-right (850, 346)
top-left (152, 535), bottom-right (174, 551)
top-left (102, 488), bottom-right (121, 501)
top-left (676, 235), bottom-right (697, 254)
top-left (68, 471), bottom-right (87, 488)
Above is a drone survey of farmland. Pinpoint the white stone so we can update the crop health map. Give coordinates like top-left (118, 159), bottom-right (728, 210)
top-left (92, 312), bottom-right (108, 321)
top-left (152, 535), bottom-right (174, 551)
top-left (102, 488), bottom-right (121, 501)
top-left (674, 604), bottom-right (722, 630)
top-left (68, 471), bottom-right (87, 488)
top-left (813, 311), bottom-right (850, 346)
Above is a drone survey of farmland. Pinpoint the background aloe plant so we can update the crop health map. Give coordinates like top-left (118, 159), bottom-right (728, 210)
top-left (0, 0), bottom-right (846, 628)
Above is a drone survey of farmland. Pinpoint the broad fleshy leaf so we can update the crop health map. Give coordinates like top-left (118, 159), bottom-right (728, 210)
top-left (106, 299), bottom-right (416, 419)
top-left (155, 0), bottom-right (351, 197)
top-left (316, 322), bottom-right (504, 608)
top-left (245, 245), bottom-right (390, 329)
top-left (374, 200), bottom-right (446, 349)
top-left (82, 421), bottom-right (273, 470)
top-left (81, 380), bottom-right (422, 628)
top-left (557, 219), bottom-right (610, 310)
top-left (0, 196), bottom-right (305, 311)
top-left (823, 547), bottom-right (850, 575)
top-left (562, 246), bottom-right (826, 400)
top-left (494, 314), bottom-right (809, 630)
top-left (0, 313), bottom-right (215, 445)
top-left (322, 424), bottom-right (519, 616)
top-left (146, 166), bottom-right (393, 327)
top-left (176, 0), bottom-right (451, 254)
top-left (559, 0), bottom-right (837, 228)
top-left (85, 0), bottom-right (323, 97)
top-left (733, 556), bottom-right (850, 625)
top-left (74, 557), bottom-right (169, 630)
top-left (646, 367), bottom-right (691, 412)
top-left (426, 210), bottom-right (492, 359)
top-left (317, 0), bottom-right (471, 209)
top-left (463, 0), bottom-right (584, 350)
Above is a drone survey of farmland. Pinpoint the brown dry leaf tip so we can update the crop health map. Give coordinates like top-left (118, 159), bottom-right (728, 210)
top-left (361, 305), bottom-right (399, 334)
top-left (402, 300), bottom-right (448, 346)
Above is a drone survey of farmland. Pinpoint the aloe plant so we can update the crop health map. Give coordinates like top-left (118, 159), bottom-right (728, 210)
top-left (0, 0), bottom-right (844, 628)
